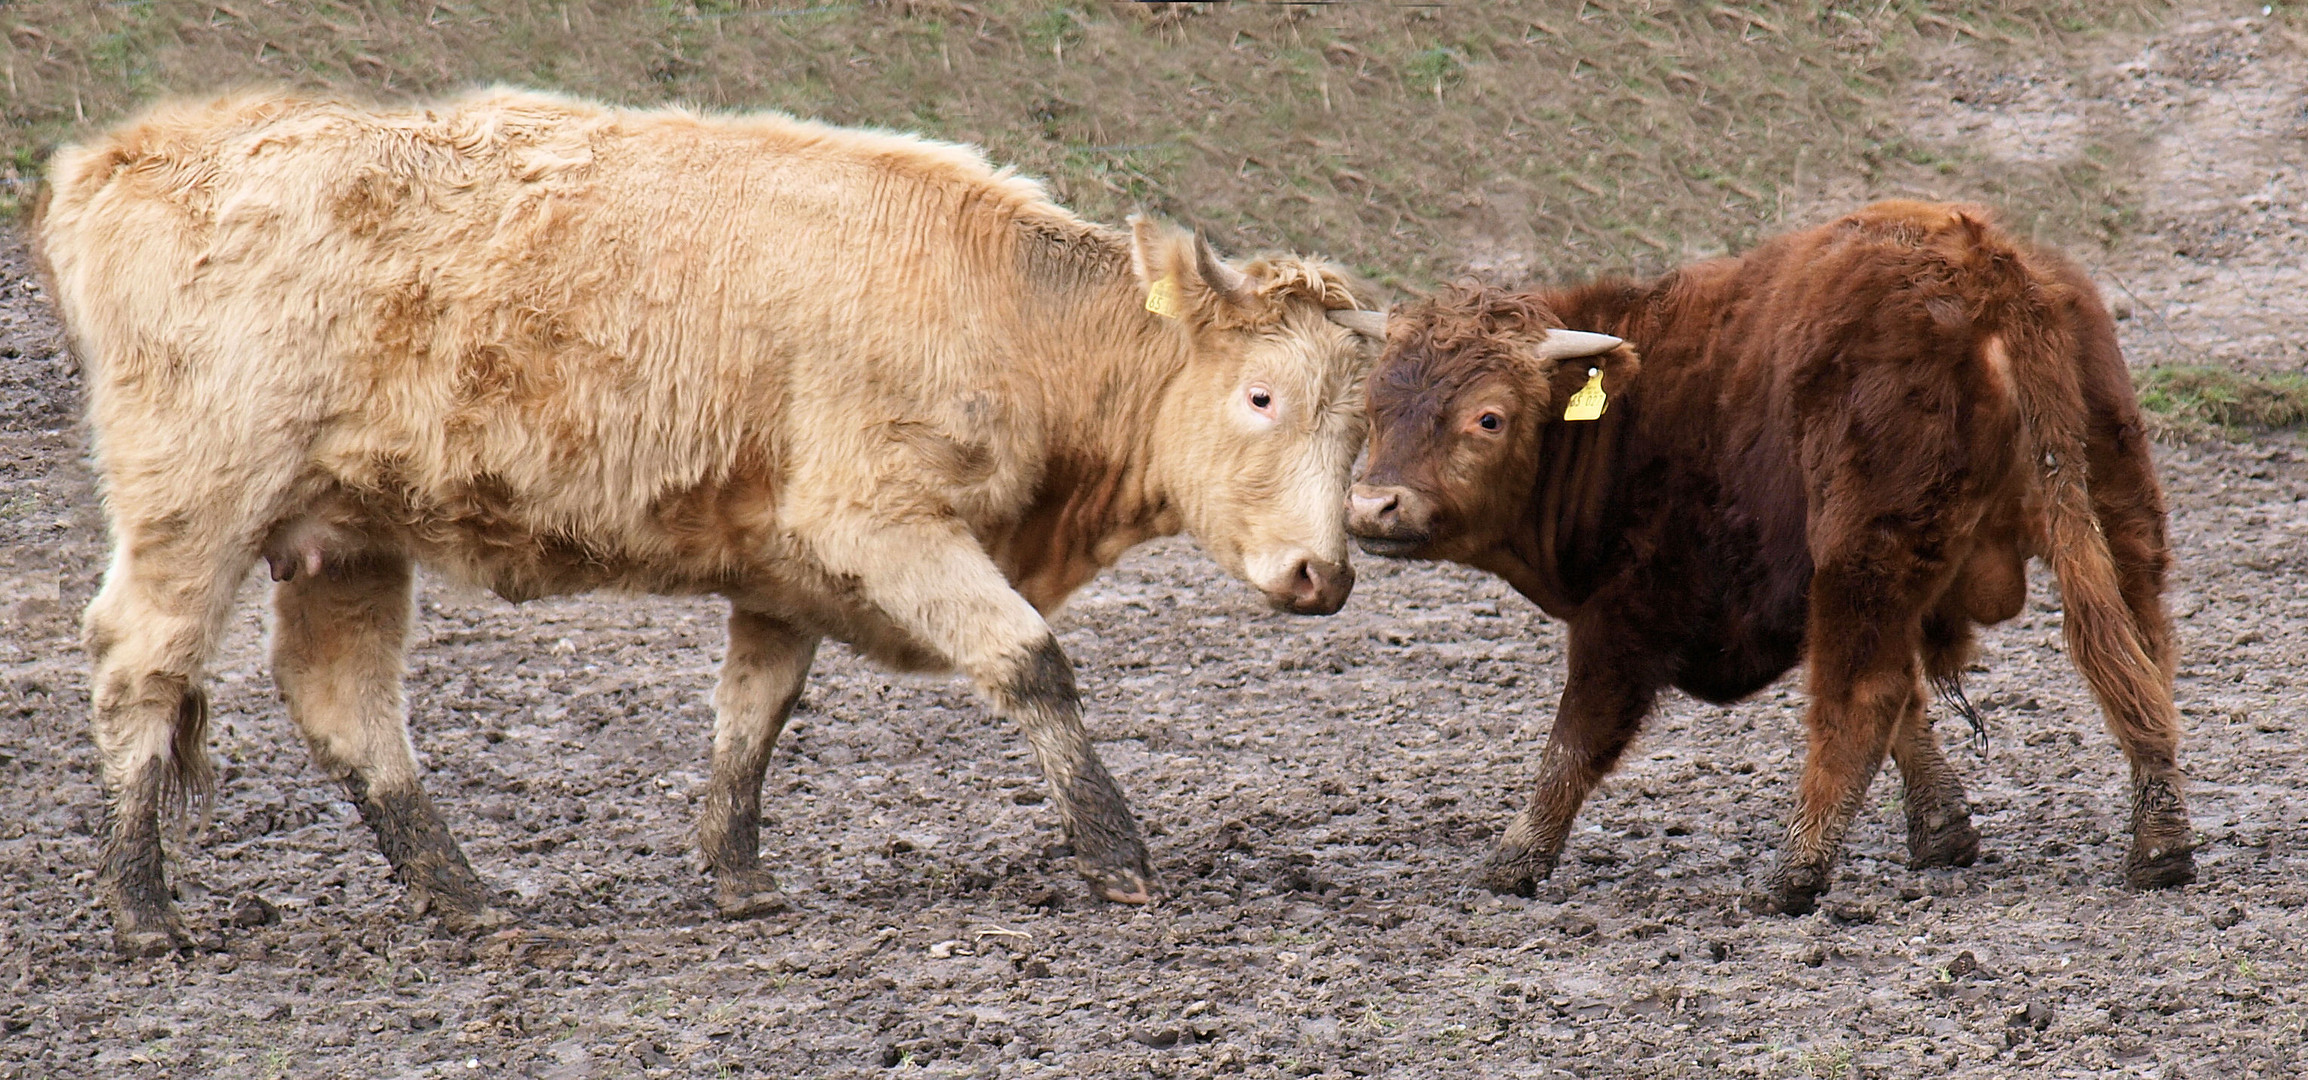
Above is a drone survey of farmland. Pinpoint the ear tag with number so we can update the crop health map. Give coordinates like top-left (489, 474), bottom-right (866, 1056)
top-left (1145, 275), bottom-right (1182, 319)
top-left (1562, 366), bottom-right (1608, 421)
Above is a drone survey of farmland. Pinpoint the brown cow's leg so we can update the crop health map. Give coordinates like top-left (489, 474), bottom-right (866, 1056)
top-left (2082, 430), bottom-right (2195, 890)
top-left (1478, 621), bottom-right (1656, 897)
top-left (85, 533), bottom-right (245, 956)
top-left (273, 554), bottom-right (507, 934)
top-left (1762, 555), bottom-right (1936, 915)
top-left (1901, 612), bottom-right (1981, 869)
top-left (700, 608), bottom-right (818, 919)
top-left (1888, 686), bottom-right (1979, 870)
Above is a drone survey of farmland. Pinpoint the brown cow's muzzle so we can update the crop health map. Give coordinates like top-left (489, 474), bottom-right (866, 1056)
top-left (1270, 557), bottom-right (1354, 615)
top-left (1346, 483), bottom-right (1435, 558)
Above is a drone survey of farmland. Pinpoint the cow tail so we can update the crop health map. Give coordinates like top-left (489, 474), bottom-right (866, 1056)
top-left (1997, 265), bottom-right (2178, 771)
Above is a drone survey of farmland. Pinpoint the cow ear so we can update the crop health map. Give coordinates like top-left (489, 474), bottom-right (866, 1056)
top-left (1127, 215), bottom-right (1250, 323)
top-left (1127, 213), bottom-right (1173, 287)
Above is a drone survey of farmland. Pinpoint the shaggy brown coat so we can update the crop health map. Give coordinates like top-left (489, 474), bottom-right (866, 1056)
top-left (1348, 201), bottom-right (2192, 913)
top-left (39, 87), bottom-right (1379, 954)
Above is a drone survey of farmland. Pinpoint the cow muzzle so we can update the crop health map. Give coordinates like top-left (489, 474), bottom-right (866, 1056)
top-left (1263, 556), bottom-right (1354, 615)
top-left (1346, 483), bottom-right (1433, 558)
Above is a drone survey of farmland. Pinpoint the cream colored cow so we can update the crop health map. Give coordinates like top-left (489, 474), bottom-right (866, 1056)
top-left (37, 87), bottom-right (1380, 955)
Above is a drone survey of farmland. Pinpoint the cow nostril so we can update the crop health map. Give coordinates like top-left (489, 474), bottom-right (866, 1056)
top-left (1348, 489), bottom-right (1401, 523)
top-left (1292, 561), bottom-right (1319, 594)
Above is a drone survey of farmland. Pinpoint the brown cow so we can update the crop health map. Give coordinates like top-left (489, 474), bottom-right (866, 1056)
top-left (38, 88), bottom-right (1382, 954)
top-left (1347, 201), bottom-right (2194, 914)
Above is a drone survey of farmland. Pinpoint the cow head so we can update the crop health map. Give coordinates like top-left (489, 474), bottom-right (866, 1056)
top-left (1130, 218), bottom-right (1382, 615)
top-left (1348, 286), bottom-right (1631, 561)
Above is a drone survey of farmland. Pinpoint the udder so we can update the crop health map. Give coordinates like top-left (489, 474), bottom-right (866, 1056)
top-left (261, 515), bottom-right (358, 582)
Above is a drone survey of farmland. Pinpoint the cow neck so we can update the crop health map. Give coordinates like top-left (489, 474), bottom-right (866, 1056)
top-left (1480, 384), bottom-right (1632, 618)
top-left (996, 264), bottom-right (1188, 613)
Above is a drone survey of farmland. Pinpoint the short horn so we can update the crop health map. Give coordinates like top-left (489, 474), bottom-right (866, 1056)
top-left (1532, 329), bottom-right (1623, 361)
top-left (1327, 308), bottom-right (1388, 336)
top-left (1193, 230), bottom-right (1251, 303)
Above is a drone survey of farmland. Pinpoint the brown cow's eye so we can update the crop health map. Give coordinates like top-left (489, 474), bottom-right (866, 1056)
top-left (1249, 388), bottom-right (1273, 411)
top-left (1478, 412), bottom-right (1502, 431)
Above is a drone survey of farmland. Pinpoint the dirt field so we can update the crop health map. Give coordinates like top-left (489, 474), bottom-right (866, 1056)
top-left (6, 7), bottom-right (2308, 1080)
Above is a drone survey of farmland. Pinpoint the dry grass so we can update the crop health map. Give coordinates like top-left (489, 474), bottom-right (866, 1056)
top-left (3, 1), bottom-right (2163, 290)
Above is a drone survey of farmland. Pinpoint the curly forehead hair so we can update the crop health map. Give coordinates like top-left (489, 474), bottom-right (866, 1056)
top-left (1393, 284), bottom-right (1569, 352)
top-left (1370, 284), bottom-right (1570, 414)
top-left (1204, 254), bottom-right (1366, 330)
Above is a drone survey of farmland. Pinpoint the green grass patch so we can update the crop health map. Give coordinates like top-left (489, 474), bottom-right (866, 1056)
top-left (2135, 366), bottom-right (2308, 433)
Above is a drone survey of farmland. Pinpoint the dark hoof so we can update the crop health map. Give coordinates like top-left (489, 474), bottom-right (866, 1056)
top-left (1475, 844), bottom-right (1554, 898)
top-left (1077, 855), bottom-right (1155, 906)
top-left (1758, 861), bottom-right (1829, 916)
top-left (1905, 816), bottom-right (1981, 870)
top-left (714, 871), bottom-right (789, 920)
top-left (2126, 776), bottom-right (2195, 891)
top-left (2124, 839), bottom-right (2197, 891)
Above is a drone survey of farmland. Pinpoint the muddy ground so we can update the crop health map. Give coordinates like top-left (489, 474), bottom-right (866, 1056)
top-left (5, 10), bottom-right (2308, 1080)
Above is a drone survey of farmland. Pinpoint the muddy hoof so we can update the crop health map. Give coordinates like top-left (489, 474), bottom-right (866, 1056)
top-left (1758, 862), bottom-right (1829, 916)
top-left (1905, 816), bottom-right (1981, 870)
top-left (715, 871), bottom-right (788, 920)
top-left (113, 924), bottom-right (190, 959)
top-left (1077, 857), bottom-right (1155, 906)
top-left (1475, 844), bottom-right (1553, 898)
top-left (2124, 840), bottom-right (2197, 891)
top-left (434, 901), bottom-right (516, 937)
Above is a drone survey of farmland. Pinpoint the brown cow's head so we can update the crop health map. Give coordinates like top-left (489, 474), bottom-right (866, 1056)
top-left (1130, 218), bottom-right (1382, 615)
top-left (1349, 286), bottom-right (1632, 562)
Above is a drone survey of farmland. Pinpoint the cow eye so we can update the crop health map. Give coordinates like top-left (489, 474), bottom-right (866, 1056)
top-left (1248, 386), bottom-right (1275, 413)
top-left (1477, 412), bottom-right (1502, 431)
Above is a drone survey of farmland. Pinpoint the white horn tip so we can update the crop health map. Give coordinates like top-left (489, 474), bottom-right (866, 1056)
top-left (1536, 329), bottom-right (1623, 360)
top-left (1327, 308), bottom-right (1389, 336)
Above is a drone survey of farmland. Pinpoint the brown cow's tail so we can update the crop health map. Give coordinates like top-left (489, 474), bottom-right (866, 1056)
top-left (1986, 252), bottom-right (2178, 774)
top-left (1977, 211), bottom-right (2193, 886)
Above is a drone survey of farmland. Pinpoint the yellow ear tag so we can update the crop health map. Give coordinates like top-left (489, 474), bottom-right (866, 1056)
top-left (1562, 366), bottom-right (1608, 421)
top-left (1145, 275), bottom-right (1182, 319)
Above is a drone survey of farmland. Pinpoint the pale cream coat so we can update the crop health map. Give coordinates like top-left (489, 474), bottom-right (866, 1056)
top-left (39, 87), bottom-right (1377, 949)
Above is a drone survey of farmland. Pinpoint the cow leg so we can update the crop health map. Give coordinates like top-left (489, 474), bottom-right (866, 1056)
top-left (84, 515), bottom-right (256, 956)
top-left (2082, 435), bottom-right (2194, 890)
top-left (273, 553), bottom-right (507, 934)
top-left (699, 607), bottom-right (818, 919)
top-left (1762, 560), bottom-right (1930, 915)
top-left (819, 523), bottom-right (1150, 904)
top-left (1899, 612), bottom-right (1981, 869)
top-left (1888, 683), bottom-right (1979, 870)
top-left (1478, 619), bottom-right (1657, 897)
